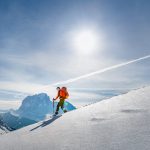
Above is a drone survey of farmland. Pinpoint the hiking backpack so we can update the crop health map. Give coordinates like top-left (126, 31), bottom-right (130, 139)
top-left (60, 87), bottom-right (69, 99)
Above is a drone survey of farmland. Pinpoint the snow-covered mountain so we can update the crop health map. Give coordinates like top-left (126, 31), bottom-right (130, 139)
top-left (0, 125), bottom-right (10, 135)
top-left (0, 116), bottom-right (12, 134)
top-left (0, 86), bottom-right (150, 150)
top-left (17, 93), bottom-right (76, 121)
top-left (17, 93), bottom-right (52, 121)
top-left (0, 112), bottom-right (36, 130)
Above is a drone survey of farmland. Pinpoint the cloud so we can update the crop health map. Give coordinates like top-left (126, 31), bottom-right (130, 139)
top-left (0, 0), bottom-right (150, 105)
top-left (0, 53), bottom-right (149, 104)
top-left (0, 81), bottom-right (43, 95)
top-left (0, 100), bottom-right (21, 110)
top-left (41, 55), bottom-right (150, 86)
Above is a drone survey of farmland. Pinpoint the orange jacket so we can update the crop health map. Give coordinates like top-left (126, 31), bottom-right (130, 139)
top-left (60, 88), bottom-right (69, 99)
top-left (54, 88), bottom-right (69, 100)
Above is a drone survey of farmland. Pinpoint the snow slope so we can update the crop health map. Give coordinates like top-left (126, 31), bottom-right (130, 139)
top-left (0, 86), bottom-right (150, 150)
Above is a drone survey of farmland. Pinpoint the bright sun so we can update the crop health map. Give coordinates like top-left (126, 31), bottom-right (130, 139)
top-left (71, 29), bottom-right (99, 55)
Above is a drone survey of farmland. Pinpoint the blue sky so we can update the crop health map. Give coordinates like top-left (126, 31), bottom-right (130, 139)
top-left (0, 0), bottom-right (150, 108)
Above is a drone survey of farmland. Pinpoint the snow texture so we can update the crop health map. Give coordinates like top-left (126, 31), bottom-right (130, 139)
top-left (0, 86), bottom-right (150, 150)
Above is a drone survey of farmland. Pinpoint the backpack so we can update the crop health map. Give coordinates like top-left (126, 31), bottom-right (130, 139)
top-left (60, 87), bottom-right (69, 99)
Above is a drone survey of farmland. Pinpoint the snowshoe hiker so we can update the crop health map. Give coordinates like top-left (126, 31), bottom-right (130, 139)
top-left (53, 87), bottom-right (69, 115)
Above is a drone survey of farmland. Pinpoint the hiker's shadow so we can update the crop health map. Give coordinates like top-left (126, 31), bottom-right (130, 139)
top-left (30, 115), bottom-right (61, 131)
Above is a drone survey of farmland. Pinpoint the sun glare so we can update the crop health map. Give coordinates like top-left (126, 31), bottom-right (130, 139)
top-left (71, 29), bottom-right (100, 55)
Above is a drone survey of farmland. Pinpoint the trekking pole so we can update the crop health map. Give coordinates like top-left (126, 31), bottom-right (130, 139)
top-left (53, 99), bottom-right (54, 115)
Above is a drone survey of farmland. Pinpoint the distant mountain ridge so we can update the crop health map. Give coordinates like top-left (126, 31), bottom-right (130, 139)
top-left (0, 115), bottom-right (12, 134)
top-left (1, 112), bottom-right (36, 130)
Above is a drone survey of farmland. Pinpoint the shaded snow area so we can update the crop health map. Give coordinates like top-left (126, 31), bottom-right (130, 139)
top-left (0, 86), bottom-right (150, 150)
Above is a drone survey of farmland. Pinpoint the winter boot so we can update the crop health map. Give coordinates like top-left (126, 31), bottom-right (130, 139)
top-left (55, 111), bottom-right (58, 115)
top-left (63, 110), bottom-right (67, 113)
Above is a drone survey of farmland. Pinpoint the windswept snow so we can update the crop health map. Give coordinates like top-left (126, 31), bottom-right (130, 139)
top-left (0, 86), bottom-right (150, 150)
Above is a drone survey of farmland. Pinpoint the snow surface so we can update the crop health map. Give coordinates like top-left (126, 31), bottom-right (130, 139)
top-left (0, 86), bottom-right (150, 150)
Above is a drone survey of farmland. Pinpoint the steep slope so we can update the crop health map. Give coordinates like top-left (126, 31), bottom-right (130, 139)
top-left (0, 86), bottom-right (150, 150)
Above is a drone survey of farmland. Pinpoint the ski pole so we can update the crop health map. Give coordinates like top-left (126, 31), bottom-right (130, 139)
top-left (53, 99), bottom-right (54, 114)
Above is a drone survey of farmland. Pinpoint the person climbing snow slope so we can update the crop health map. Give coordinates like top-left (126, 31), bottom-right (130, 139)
top-left (53, 87), bottom-right (69, 115)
